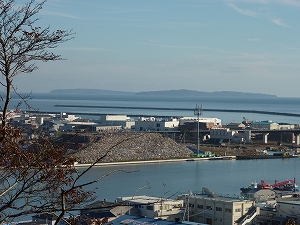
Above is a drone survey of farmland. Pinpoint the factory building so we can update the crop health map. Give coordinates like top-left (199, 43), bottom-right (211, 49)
top-left (208, 128), bottom-right (252, 144)
top-left (99, 115), bottom-right (135, 130)
top-left (132, 117), bottom-right (179, 132)
top-left (178, 188), bottom-right (256, 225)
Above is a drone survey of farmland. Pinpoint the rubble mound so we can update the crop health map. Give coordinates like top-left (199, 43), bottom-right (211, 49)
top-left (76, 132), bottom-right (193, 163)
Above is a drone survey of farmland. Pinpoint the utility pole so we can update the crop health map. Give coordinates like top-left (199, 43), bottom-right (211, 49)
top-left (194, 104), bottom-right (203, 155)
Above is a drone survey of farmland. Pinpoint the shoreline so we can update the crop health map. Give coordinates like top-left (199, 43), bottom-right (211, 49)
top-left (74, 156), bottom-right (236, 167)
top-left (73, 154), bottom-right (300, 167)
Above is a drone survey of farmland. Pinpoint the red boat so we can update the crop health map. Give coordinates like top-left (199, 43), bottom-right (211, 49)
top-left (241, 178), bottom-right (298, 193)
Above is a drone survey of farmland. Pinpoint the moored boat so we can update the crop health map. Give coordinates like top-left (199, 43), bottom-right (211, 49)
top-left (241, 178), bottom-right (298, 194)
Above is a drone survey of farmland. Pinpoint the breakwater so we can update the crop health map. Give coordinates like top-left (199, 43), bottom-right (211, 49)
top-left (54, 104), bottom-right (300, 117)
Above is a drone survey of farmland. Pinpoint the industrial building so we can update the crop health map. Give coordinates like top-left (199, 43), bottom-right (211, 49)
top-left (254, 199), bottom-right (300, 224)
top-left (132, 117), bottom-right (179, 132)
top-left (225, 122), bottom-right (246, 130)
top-left (99, 115), bottom-right (135, 130)
top-left (178, 188), bottom-right (256, 225)
top-left (250, 120), bottom-right (278, 130)
top-left (178, 117), bottom-right (222, 130)
top-left (116, 195), bottom-right (185, 222)
top-left (208, 128), bottom-right (252, 144)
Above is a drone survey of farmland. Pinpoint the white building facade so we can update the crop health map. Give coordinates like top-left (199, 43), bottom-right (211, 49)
top-left (132, 117), bottom-right (179, 132)
top-left (179, 117), bottom-right (222, 126)
top-left (178, 191), bottom-right (256, 225)
top-left (99, 115), bottom-right (135, 129)
top-left (209, 128), bottom-right (252, 144)
top-left (116, 195), bottom-right (184, 222)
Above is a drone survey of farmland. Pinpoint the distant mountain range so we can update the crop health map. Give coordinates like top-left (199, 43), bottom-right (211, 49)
top-left (136, 90), bottom-right (277, 97)
top-left (50, 89), bottom-right (277, 98)
top-left (50, 89), bottom-right (133, 95)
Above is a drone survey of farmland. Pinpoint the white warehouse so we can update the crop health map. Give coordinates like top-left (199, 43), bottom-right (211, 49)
top-left (179, 117), bottom-right (222, 126)
top-left (210, 128), bottom-right (252, 144)
top-left (99, 115), bottom-right (135, 129)
top-left (132, 117), bottom-right (179, 132)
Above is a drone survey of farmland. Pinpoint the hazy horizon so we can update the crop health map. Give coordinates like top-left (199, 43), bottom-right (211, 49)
top-left (12, 0), bottom-right (300, 98)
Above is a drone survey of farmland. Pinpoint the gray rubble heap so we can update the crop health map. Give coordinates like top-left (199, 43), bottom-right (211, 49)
top-left (75, 133), bottom-right (193, 163)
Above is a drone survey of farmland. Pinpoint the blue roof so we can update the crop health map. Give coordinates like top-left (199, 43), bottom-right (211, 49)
top-left (106, 215), bottom-right (183, 225)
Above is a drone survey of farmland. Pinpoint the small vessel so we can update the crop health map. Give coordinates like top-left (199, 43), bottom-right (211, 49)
top-left (241, 178), bottom-right (298, 194)
top-left (240, 181), bottom-right (260, 193)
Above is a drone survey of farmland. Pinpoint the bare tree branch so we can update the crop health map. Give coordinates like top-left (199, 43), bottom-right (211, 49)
top-left (0, 1), bottom-right (149, 224)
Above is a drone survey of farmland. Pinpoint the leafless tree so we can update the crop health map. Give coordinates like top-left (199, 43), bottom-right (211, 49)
top-left (0, 1), bottom-right (112, 224)
top-left (0, 125), bottom-right (142, 224)
top-left (0, 0), bottom-right (74, 127)
top-left (0, 1), bottom-right (151, 224)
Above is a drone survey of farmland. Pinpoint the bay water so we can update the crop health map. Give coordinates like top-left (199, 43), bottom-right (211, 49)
top-left (77, 157), bottom-right (300, 202)
top-left (9, 93), bottom-right (300, 124)
top-left (6, 93), bottom-right (300, 219)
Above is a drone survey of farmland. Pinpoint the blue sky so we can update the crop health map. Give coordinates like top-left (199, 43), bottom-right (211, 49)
top-left (14, 0), bottom-right (300, 97)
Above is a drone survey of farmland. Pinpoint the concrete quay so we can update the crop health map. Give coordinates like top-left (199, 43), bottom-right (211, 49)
top-left (74, 156), bottom-right (236, 167)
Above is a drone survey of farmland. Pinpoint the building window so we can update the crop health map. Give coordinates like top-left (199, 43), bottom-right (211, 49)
top-left (216, 207), bottom-right (222, 212)
top-left (197, 204), bottom-right (203, 209)
top-left (225, 208), bottom-right (232, 213)
top-left (206, 206), bottom-right (212, 210)
top-left (147, 205), bottom-right (153, 210)
top-left (235, 208), bottom-right (241, 212)
top-left (156, 124), bottom-right (160, 127)
top-left (159, 205), bottom-right (168, 210)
